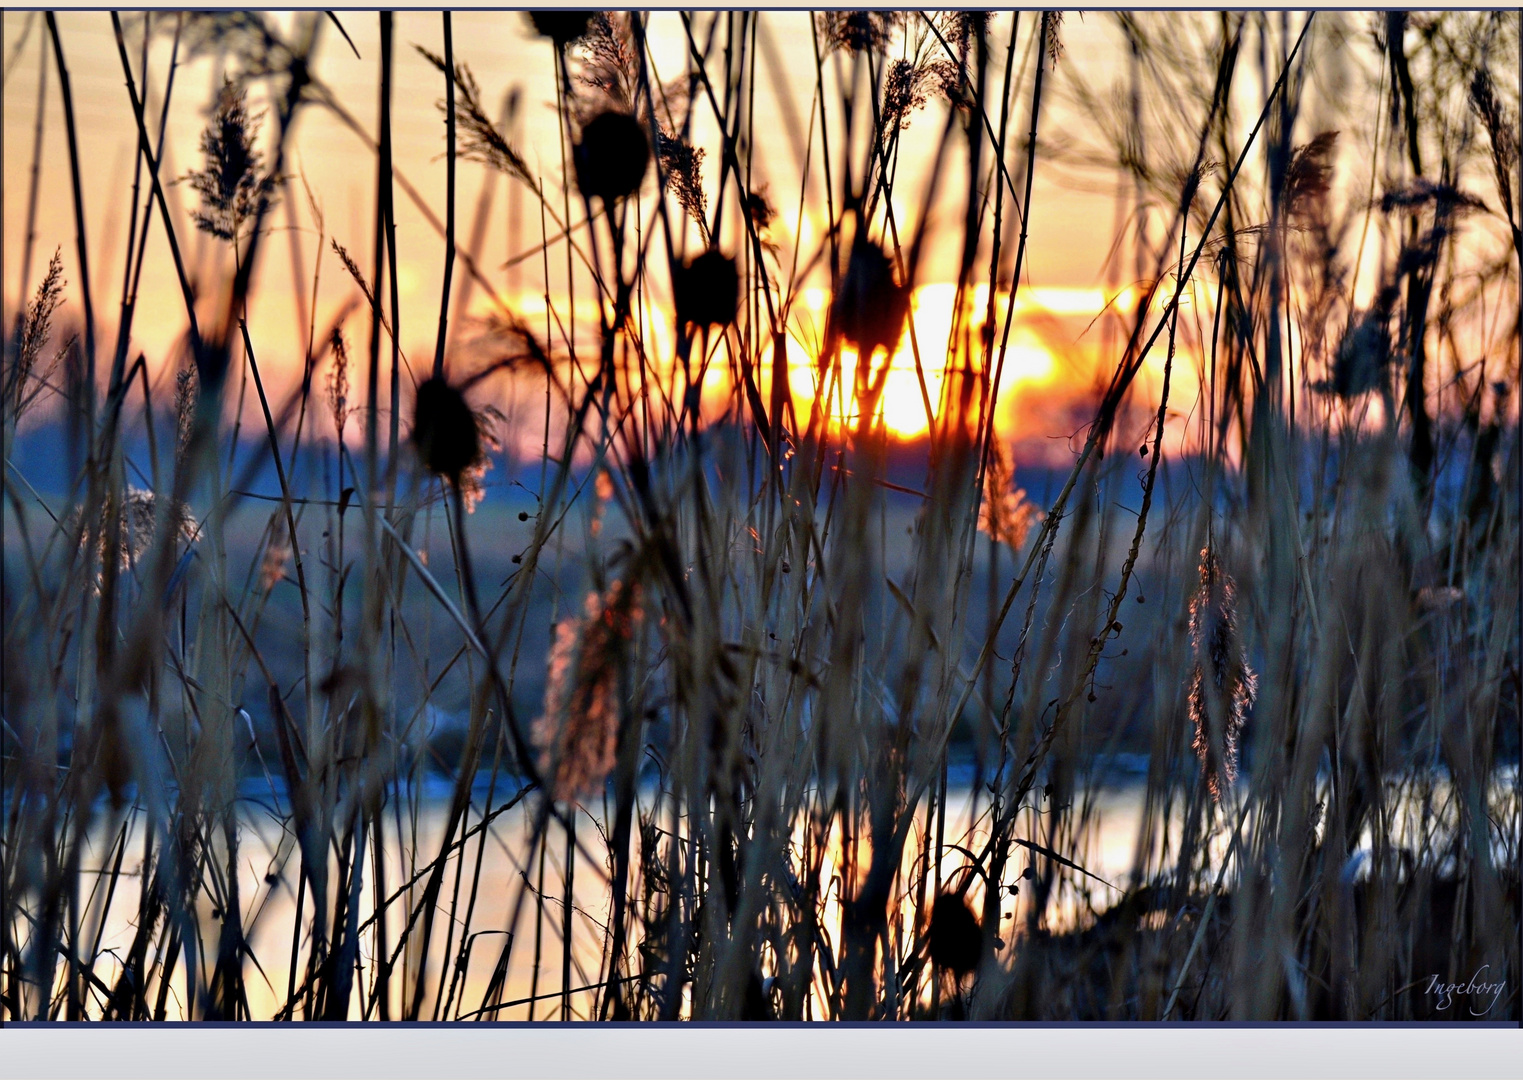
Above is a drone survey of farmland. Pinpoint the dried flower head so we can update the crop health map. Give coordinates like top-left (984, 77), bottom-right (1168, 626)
top-left (746, 187), bottom-right (776, 233)
top-left (658, 131), bottom-right (709, 236)
top-left (174, 356), bottom-right (199, 462)
top-left (1379, 178), bottom-right (1487, 217)
top-left (574, 110), bottom-right (650, 204)
top-left (883, 57), bottom-right (959, 131)
top-left (1318, 299), bottom-right (1394, 399)
top-left (573, 12), bottom-right (641, 115)
top-left (1469, 69), bottom-right (1518, 212)
top-left (327, 325), bottom-right (351, 438)
top-left (1043, 11), bottom-right (1065, 69)
top-left (8, 248), bottom-right (66, 417)
top-left (829, 234), bottom-right (910, 361)
top-left (260, 516), bottom-right (291, 591)
top-left (1283, 131), bottom-right (1338, 224)
top-left (939, 10), bottom-right (988, 59)
top-left (673, 249), bottom-right (740, 330)
top-left (1187, 546), bottom-right (1257, 801)
top-left (532, 579), bottom-right (643, 800)
top-left (415, 49), bottom-right (538, 190)
top-left (979, 439), bottom-right (1042, 551)
top-left (412, 376), bottom-right (480, 483)
top-left (817, 11), bottom-right (903, 55)
top-left (184, 78), bottom-right (278, 242)
top-left (458, 405), bottom-right (504, 514)
top-left (71, 487), bottom-right (198, 578)
top-left (928, 892), bottom-right (981, 979)
top-left (526, 10), bottom-right (593, 48)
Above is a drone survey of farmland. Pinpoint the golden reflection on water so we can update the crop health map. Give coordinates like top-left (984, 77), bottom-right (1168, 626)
top-left (66, 786), bottom-right (1160, 1020)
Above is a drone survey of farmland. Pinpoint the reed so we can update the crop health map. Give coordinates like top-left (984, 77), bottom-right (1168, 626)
top-left (1, 9), bottom-right (1517, 1022)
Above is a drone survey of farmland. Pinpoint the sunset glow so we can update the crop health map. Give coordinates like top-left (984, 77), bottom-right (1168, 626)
top-left (3, 9), bottom-right (1517, 1032)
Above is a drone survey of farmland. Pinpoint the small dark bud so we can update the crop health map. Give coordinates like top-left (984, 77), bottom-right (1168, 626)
top-left (928, 892), bottom-right (981, 979)
top-left (1087, 692), bottom-right (1097, 702)
top-left (1112, 621), bottom-right (1123, 633)
top-left (1022, 865), bottom-right (1037, 880)
top-left (1137, 594), bottom-right (1145, 603)
top-left (526, 10), bottom-right (592, 47)
top-left (519, 511), bottom-right (530, 521)
top-left (412, 377), bottom-right (479, 481)
top-left (673, 249), bottom-right (740, 329)
top-left (1140, 444), bottom-right (1148, 456)
top-left (574, 111), bottom-right (650, 203)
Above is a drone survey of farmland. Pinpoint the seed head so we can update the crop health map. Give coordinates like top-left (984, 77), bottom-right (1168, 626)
top-left (71, 488), bottom-right (198, 579)
top-left (174, 357), bottom-right (199, 462)
top-left (673, 250), bottom-right (740, 330)
top-left (657, 131), bottom-right (708, 235)
top-left (574, 111), bottom-right (649, 204)
top-left (1187, 546), bottom-right (1257, 801)
top-left (261, 517), bottom-right (291, 591)
top-left (1283, 131), bottom-right (1338, 224)
top-left (979, 438), bottom-right (1042, 551)
top-left (185, 77), bottom-right (277, 242)
top-left (412, 376), bottom-right (480, 482)
top-left (327, 326), bottom-right (351, 438)
top-left (526, 10), bottom-right (592, 48)
top-left (533, 579), bottom-right (643, 800)
top-left (816, 11), bottom-right (903, 55)
top-left (829, 235), bottom-right (910, 360)
top-left (8, 249), bottom-right (66, 417)
top-left (928, 892), bottom-right (981, 979)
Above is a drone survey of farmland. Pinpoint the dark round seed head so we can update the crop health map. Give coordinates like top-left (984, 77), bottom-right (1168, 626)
top-left (412, 376), bottom-right (479, 481)
top-left (830, 235), bottom-right (910, 359)
top-left (574, 111), bottom-right (650, 204)
top-left (526, 10), bottom-right (592, 47)
top-left (674, 249), bottom-right (740, 329)
top-left (928, 892), bottom-right (981, 979)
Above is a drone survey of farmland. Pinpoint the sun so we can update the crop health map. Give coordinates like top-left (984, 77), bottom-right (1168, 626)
top-left (787, 285), bottom-right (1063, 440)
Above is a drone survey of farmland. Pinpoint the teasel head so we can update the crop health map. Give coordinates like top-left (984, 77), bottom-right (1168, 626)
top-left (673, 249), bottom-right (740, 331)
top-left (928, 891), bottom-right (982, 980)
top-left (532, 577), bottom-right (644, 801)
top-left (526, 10), bottom-right (592, 49)
top-left (573, 110), bottom-right (649, 205)
top-left (1187, 545), bottom-right (1257, 802)
top-left (828, 232), bottom-right (911, 364)
top-left (412, 376), bottom-right (480, 484)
